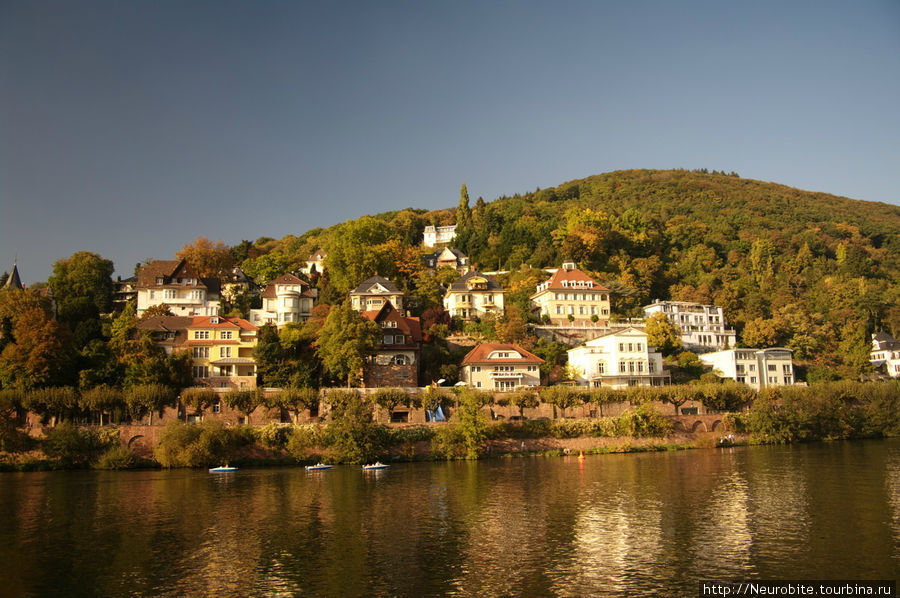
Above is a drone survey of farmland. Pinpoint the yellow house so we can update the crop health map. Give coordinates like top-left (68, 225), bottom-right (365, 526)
top-left (186, 315), bottom-right (258, 390)
top-left (530, 260), bottom-right (611, 326)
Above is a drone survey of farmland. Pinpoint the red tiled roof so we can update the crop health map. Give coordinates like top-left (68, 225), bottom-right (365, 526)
top-left (188, 316), bottom-right (258, 331)
top-left (461, 343), bottom-right (544, 365)
top-left (361, 303), bottom-right (423, 343)
top-left (541, 267), bottom-right (609, 291)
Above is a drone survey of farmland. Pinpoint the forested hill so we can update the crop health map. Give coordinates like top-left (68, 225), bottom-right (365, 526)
top-left (237, 168), bottom-right (900, 378)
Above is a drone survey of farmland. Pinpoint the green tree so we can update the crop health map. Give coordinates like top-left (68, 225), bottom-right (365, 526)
top-left (644, 313), bottom-right (682, 356)
top-left (223, 388), bottom-right (265, 425)
top-left (270, 387), bottom-right (319, 423)
top-left (125, 384), bottom-right (177, 425)
top-left (47, 251), bottom-right (115, 344)
top-left (323, 390), bottom-right (386, 463)
top-left (316, 302), bottom-right (382, 387)
top-left (79, 385), bottom-right (124, 425)
top-left (24, 387), bottom-right (78, 425)
top-left (179, 387), bottom-right (217, 421)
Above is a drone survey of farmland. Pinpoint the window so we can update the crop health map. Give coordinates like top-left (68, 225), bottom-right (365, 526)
top-left (768, 364), bottom-right (777, 372)
top-left (164, 289), bottom-right (177, 299)
top-left (392, 355), bottom-right (409, 365)
top-left (619, 343), bottom-right (624, 351)
top-left (619, 362), bottom-right (627, 373)
top-left (784, 376), bottom-right (793, 384)
top-left (749, 364), bottom-right (756, 372)
top-left (212, 400), bottom-right (221, 414)
top-left (192, 347), bottom-right (209, 358)
top-left (750, 376), bottom-right (757, 384)
top-left (736, 376), bottom-right (746, 383)
top-left (192, 366), bottom-right (209, 378)
top-left (220, 331), bottom-right (233, 340)
top-left (768, 376), bottom-right (777, 384)
top-left (384, 335), bottom-right (394, 345)
top-left (648, 361), bottom-right (655, 373)
top-left (598, 362), bottom-right (605, 374)
top-left (637, 362), bottom-right (644, 373)
top-left (394, 335), bottom-right (405, 345)
top-left (591, 306), bottom-right (597, 315)
top-left (556, 305), bottom-right (563, 315)
top-left (782, 364), bottom-right (792, 375)
top-left (149, 290), bottom-right (156, 300)
top-left (194, 331), bottom-right (210, 340)
top-left (628, 343), bottom-right (633, 352)
top-left (220, 347), bottom-right (232, 358)
top-left (472, 366), bottom-right (481, 373)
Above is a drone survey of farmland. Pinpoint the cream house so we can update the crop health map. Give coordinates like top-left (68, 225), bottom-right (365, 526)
top-left (423, 224), bottom-right (457, 247)
top-left (185, 315), bottom-right (258, 390)
top-left (136, 259), bottom-right (220, 317)
top-left (699, 348), bottom-right (795, 390)
top-left (350, 275), bottom-right (405, 313)
top-left (443, 271), bottom-right (505, 320)
top-left (461, 343), bottom-right (544, 391)
top-left (249, 273), bottom-right (317, 327)
top-left (530, 261), bottom-right (611, 326)
top-left (567, 327), bottom-right (667, 388)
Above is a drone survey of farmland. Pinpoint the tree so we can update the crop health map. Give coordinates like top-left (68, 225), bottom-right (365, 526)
top-left (0, 308), bottom-right (76, 390)
top-left (79, 384), bottom-right (124, 425)
top-left (323, 390), bottom-right (386, 463)
top-left (505, 389), bottom-right (539, 418)
top-left (323, 217), bottom-right (395, 295)
top-left (125, 384), bottom-right (177, 424)
top-left (457, 184), bottom-right (472, 229)
top-left (270, 387), bottom-right (319, 423)
top-left (47, 252), bottom-right (115, 342)
top-left (223, 388), bottom-right (265, 425)
top-left (179, 387), bottom-right (217, 421)
top-left (644, 313), bottom-right (683, 356)
top-left (540, 386), bottom-right (582, 419)
top-left (450, 388), bottom-right (491, 459)
top-left (316, 302), bottom-right (382, 387)
top-left (372, 388), bottom-right (412, 422)
top-left (24, 387), bottom-right (78, 425)
top-left (176, 237), bottom-right (234, 280)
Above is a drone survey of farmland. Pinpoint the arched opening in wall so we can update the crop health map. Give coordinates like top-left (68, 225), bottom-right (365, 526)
top-left (691, 421), bottom-right (707, 433)
top-left (711, 420), bottom-right (723, 432)
top-left (127, 434), bottom-right (145, 447)
top-left (674, 420), bottom-right (688, 432)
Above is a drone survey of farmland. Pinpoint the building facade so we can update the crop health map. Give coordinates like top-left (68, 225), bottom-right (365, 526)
top-left (567, 327), bottom-right (668, 388)
top-left (443, 271), bottom-right (506, 320)
top-left (699, 348), bottom-right (795, 390)
top-left (423, 224), bottom-right (457, 247)
top-left (643, 300), bottom-right (737, 352)
top-left (186, 315), bottom-right (259, 390)
top-left (460, 343), bottom-right (544, 391)
top-left (424, 247), bottom-right (469, 273)
top-left (870, 332), bottom-right (900, 377)
top-left (136, 259), bottom-right (221, 317)
top-left (530, 260), bottom-right (611, 326)
top-left (360, 302), bottom-right (423, 387)
top-left (249, 273), bottom-right (317, 327)
top-left (350, 275), bottom-right (405, 313)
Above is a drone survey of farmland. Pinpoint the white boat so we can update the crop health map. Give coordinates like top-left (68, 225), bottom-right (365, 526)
top-left (305, 463), bottom-right (333, 471)
top-left (209, 465), bottom-right (238, 473)
top-left (362, 462), bottom-right (390, 471)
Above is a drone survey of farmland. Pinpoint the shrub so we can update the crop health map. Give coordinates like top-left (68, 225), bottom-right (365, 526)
top-left (153, 421), bottom-right (252, 468)
top-left (42, 422), bottom-right (112, 466)
top-left (95, 444), bottom-right (140, 470)
top-left (285, 424), bottom-right (326, 461)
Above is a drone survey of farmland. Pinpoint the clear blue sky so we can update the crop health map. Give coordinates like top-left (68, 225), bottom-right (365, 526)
top-left (2, 0), bottom-right (898, 284)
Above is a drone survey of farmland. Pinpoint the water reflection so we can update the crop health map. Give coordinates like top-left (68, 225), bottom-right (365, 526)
top-left (1, 440), bottom-right (898, 597)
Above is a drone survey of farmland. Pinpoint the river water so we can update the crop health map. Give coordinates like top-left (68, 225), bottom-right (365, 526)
top-left (1, 439), bottom-right (898, 597)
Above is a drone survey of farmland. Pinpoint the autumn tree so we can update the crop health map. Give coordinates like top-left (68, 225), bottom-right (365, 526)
top-left (176, 237), bottom-right (234, 280)
top-left (0, 307), bottom-right (76, 390)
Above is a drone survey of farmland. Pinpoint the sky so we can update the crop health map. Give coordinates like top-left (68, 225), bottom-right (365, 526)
top-left (2, 0), bottom-right (899, 284)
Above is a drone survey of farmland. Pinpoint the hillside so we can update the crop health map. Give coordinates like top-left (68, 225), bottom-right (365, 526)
top-left (239, 169), bottom-right (900, 379)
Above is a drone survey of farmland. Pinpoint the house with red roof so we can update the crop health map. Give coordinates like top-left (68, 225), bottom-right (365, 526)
top-left (360, 302), bottom-right (423, 388)
top-left (530, 260), bottom-right (611, 326)
top-left (185, 315), bottom-right (259, 390)
top-left (460, 343), bottom-right (544, 391)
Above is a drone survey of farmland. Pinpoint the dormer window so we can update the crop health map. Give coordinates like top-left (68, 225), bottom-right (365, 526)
top-left (210, 316), bottom-right (219, 324)
top-left (156, 277), bottom-right (165, 285)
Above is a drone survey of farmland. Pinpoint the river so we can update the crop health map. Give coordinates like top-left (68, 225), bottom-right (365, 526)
top-left (1, 439), bottom-right (898, 597)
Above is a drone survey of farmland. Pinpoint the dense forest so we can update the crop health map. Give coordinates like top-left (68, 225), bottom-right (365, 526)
top-left (233, 169), bottom-right (900, 380)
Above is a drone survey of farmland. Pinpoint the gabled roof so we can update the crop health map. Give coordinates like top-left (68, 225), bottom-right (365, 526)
top-left (461, 343), bottom-right (544, 365)
top-left (361, 302), bottom-right (423, 345)
top-left (873, 331), bottom-right (900, 351)
top-left (188, 315), bottom-right (258, 331)
top-left (447, 270), bottom-right (504, 292)
top-left (583, 326), bottom-right (648, 345)
top-left (137, 259), bottom-right (206, 288)
top-left (308, 249), bottom-right (326, 261)
top-left (537, 266), bottom-right (609, 292)
top-left (351, 275), bottom-right (401, 295)
top-left (135, 315), bottom-right (194, 332)
top-left (260, 273), bottom-right (316, 298)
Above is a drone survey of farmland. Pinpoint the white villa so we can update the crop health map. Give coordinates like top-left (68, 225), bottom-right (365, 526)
top-left (642, 300), bottom-right (736, 352)
top-left (870, 332), bottom-right (900, 377)
top-left (567, 327), bottom-right (668, 388)
top-left (423, 224), bottom-right (457, 247)
top-left (350, 275), bottom-right (405, 313)
top-left (136, 259), bottom-right (220, 317)
top-left (699, 348), bottom-right (795, 390)
top-left (248, 273), bottom-right (317, 327)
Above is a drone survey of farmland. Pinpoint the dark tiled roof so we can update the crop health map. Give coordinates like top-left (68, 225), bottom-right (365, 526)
top-left (351, 275), bottom-right (400, 295)
top-left (361, 302), bottom-right (423, 345)
top-left (447, 271), bottom-right (504, 292)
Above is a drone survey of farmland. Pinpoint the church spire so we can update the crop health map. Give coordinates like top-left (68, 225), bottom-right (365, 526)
top-left (4, 259), bottom-right (24, 290)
